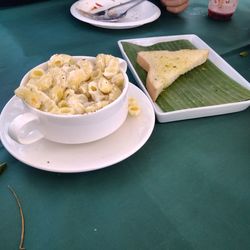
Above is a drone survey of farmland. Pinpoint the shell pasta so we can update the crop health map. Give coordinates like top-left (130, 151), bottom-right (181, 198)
top-left (15, 54), bottom-right (125, 115)
top-left (128, 97), bottom-right (141, 116)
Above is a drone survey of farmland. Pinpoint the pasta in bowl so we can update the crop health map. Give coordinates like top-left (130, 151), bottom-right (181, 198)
top-left (9, 54), bottom-right (129, 144)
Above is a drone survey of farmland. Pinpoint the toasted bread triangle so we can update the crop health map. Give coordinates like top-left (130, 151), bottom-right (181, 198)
top-left (136, 49), bottom-right (209, 101)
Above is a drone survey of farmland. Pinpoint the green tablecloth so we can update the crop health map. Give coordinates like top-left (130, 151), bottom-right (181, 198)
top-left (0, 0), bottom-right (250, 249)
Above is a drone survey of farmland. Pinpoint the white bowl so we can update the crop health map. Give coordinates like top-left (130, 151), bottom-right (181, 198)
top-left (8, 56), bottom-right (129, 144)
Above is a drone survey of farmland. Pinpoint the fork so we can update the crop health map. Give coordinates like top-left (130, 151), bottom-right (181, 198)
top-left (81, 0), bottom-right (146, 22)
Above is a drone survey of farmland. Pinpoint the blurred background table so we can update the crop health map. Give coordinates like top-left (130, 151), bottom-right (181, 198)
top-left (0, 0), bottom-right (250, 249)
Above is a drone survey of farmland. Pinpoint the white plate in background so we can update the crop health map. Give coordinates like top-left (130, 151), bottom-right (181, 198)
top-left (0, 84), bottom-right (155, 173)
top-left (70, 0), bottom-right (161, 29)
top-left (118, 34), bottom-right (250, 122)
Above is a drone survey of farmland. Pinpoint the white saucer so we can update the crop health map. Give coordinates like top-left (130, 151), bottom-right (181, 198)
top-left (0, 84), bottom-right (155, 173)
top-left (70, 1), bottom-right (161, 29)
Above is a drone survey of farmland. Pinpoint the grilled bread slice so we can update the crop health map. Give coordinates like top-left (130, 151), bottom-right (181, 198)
top-left (136, 49), bottom-right (209, 101)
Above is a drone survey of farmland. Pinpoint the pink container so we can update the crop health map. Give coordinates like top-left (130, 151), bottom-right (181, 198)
top-left (208, 0), bottom-right (238, 20)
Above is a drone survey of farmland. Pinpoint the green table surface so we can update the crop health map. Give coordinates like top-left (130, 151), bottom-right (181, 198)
top-left (0, 0), bottom-right (250, 249)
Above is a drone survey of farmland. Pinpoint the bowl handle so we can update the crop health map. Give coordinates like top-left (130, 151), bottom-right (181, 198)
top-left (8, 112), bottom-right (44, 144)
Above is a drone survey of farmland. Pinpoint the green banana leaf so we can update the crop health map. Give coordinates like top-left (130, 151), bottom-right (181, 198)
top-left (121, 40), bottom-right (250, 112)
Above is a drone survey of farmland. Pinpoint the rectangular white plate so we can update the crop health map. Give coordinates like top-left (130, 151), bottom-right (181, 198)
top-left (118, 34), bottom-right (250, 123)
